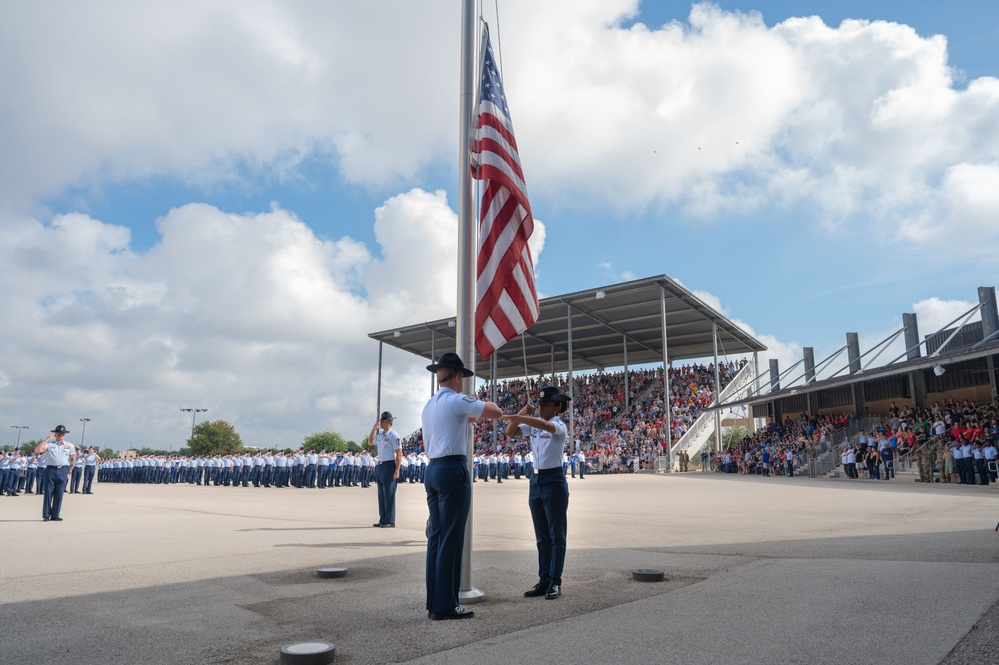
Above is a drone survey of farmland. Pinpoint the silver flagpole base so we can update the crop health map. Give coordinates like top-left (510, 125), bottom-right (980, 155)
top-left (459, 587), bottom-right (486, 604)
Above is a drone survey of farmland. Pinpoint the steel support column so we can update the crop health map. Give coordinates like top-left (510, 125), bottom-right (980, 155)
top-left (567, 304), bottom-right (575, 444)
top-left (713, 322), bottom-right (722, 453)
top-left (623, 334), bottom-right (630, 412)
top-left (660, 286), bottom-right (671, 471)
top-left (376, 341), bottom-right (383, 419)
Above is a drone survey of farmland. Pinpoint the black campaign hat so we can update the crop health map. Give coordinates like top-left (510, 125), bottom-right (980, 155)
top-left (426, 352), bottom-right (474, 378)
top-left (379, 411), bottom-right (394, 422)
top-left (537, 386), bottom-right (571, 412)
top-left (51, 425), bottom-right (70, 434)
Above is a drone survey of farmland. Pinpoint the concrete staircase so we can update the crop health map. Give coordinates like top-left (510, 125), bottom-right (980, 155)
top-left (667, 363), bottom-right (756, 470)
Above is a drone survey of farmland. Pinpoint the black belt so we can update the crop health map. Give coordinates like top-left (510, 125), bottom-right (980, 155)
top-left (378, 460), bottom-right (396, 464)
top-left (431, 455), bottom-right (466, 463)
top-left (535, 467), bottom-right (563, 476)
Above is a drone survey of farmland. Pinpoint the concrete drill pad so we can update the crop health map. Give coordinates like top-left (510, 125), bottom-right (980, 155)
top-left (2, 473), bottom-right (998, 664)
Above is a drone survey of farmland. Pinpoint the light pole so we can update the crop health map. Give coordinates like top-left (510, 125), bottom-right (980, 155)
top-left (11, 425), bottom-right (28, 449)
top-left (180, 408), bottom-right (207, 442)
top-left (79, 418), bottom-right (91, 447)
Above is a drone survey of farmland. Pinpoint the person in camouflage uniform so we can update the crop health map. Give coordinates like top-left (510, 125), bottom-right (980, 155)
top-left (911, 441), bottom-right (926, 483)
top-left (929, 441), bottom-right (941, 483)
top-left (918, 442), bottom-right (934, 483)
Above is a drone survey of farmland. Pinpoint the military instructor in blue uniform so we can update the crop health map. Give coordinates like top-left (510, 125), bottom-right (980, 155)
top-left (34, 425), bottom-right (77, 522)
top-left (504, 386), bottom-right (571, 600)
top-left (422, 353), bottom-right (502, 620)
top-left (369, 411), bottom-right (402, 528)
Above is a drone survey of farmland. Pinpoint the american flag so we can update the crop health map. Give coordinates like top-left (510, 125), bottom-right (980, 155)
top-left (471, 25), bottom-right (539, 359)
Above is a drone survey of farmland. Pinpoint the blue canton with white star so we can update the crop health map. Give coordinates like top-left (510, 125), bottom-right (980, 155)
top-left (480, 32), bottom-right (511, 121)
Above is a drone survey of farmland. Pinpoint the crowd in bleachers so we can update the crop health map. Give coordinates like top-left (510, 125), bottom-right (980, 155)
top-left (856, 399), bottom-right (999, 485)
top-left (716, 397), bottom-right (999, 486)
top-left (401, 360), bottom-right (745, 473)
top-left (713, 412), bottom-right (849, 476)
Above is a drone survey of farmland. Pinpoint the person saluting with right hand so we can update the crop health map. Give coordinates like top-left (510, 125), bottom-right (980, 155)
top-left (504, 386), bottom-right (571, 600)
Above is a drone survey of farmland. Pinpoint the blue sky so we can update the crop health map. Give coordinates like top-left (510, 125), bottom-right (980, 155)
top-left (3, 1), bottom-right (998, 450)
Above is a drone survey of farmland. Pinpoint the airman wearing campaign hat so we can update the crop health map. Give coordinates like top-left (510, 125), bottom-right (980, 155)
top-left (505, 386), bottom-right (572, 601)
top-left (536, 386), bottom-right (571, 413)
top-left (34, 426), bottom-right (77, 521)
top-left (426, 352), bottom-right (475, 378)
top-left (370, 409), bottom-right (402, 528)
top-left (421, 352), bottom-right (502, 620)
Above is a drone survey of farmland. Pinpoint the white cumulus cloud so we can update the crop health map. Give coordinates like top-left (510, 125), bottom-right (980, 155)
top-left (0, 190), bottom-right (476, 449)
top-left (2, 1), bottom-right (998, 448)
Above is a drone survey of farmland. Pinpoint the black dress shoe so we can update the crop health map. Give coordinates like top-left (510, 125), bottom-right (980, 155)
top-left (523, 582), bottom-right (548, 598)
top-left (545, 584), bottom-right (561, 600)
top-left (43, 517), bottom-right (49, 521)
top-left (383, 523), bottom-right (395, 528)
top-left (373, 523), bottom-right (384, 527)
top-left (51, 517), bottom-right (64, 521)
top-left (429, 606), bottom-right (475, 620)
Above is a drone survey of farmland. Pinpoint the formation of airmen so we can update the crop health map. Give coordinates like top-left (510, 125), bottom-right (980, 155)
top-left (97, 450), bottom-right (399, 488)
top-left (472, 450), bottom-right (589, 481)
top-left (0, 445), bottom-right (602, 494)
top-left (86, 448), bottom-right (593, 488)
top-left (0, 447), bottom-right (101, 497)
top-left (0, 446), bottom-right (603, 491)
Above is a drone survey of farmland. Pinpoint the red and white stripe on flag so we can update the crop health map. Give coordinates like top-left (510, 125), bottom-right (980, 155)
top-left (471, 26), bottom-right (539, 359)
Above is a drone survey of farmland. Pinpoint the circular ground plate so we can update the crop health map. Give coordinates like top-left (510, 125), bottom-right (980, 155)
top-left (279, 641), bottom-right (336, 665)
top-left (631, 568), bottom-right (666, 582)
top-left (459, 586), bottom-right (486, 604)
top-left (316, 567), bottom-right (348, 579)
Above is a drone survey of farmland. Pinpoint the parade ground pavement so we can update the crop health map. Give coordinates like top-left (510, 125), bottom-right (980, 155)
top-left (3, 471), bottom-right (999, 664)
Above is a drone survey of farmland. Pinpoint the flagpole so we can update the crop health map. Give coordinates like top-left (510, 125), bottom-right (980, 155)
top-left (457, 0), bottom-right (484, 604)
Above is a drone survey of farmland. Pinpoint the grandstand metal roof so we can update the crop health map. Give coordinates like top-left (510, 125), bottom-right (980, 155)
top-left (716, 336), bottom-right (999, 413)
top-left (369, 275), bottom-right (767, 380)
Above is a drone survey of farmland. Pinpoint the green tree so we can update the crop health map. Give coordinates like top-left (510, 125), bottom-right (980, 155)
top-left (302, 430), bottom-right (351, 453)
top-left (11, 438), bottom-right (43, 453)
top-left (99, 448), bottom-right (115, 460)
top-left (359, 432), bottom-right (376, 452)
top-left (135, 446), bottom-right (172, 456)
top-left (188, 420), bottom-right (244, 456)
top-left (722, 425), bottom-right (749, 449)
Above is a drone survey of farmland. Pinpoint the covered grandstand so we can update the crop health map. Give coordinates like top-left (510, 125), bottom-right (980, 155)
top-left (369, 274), bottom-right (767, 464)
top-left (371, 279), bottom-right (999, 475)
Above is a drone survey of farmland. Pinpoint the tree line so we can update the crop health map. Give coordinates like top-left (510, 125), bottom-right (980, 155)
top-left (184, 420), bottom-right (365, 456)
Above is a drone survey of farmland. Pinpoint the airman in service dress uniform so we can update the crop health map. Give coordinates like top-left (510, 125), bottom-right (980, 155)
top-left (504, 386), bottom-right (571, 600)
top-left (421, 353), bottom-right (502, 620)
top-left (82, 448), bottom-right (100, 494)
top-left (370, 411), bottom-right (402, 527)
top-left (34, 425), bottom-right (77, 521)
